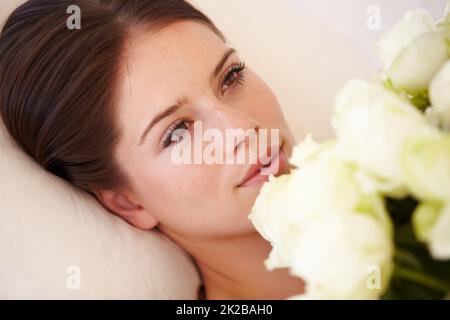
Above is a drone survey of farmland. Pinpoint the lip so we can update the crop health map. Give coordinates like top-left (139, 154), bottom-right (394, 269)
top-left (237, 142), bottom-right (289, 188)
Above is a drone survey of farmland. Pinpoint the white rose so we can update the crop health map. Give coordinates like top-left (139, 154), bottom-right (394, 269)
top-left (249, 143), bottom-right (393, 299)
top-left (437, 2), bottom-right (450, 56)
top-left (248, 173), bottom-right (301, 269)
top-left (444, 0), bottom-right (450, 23)
top-left (332, 80), bottom-right (428, 195)
top-left (428, 60), bottom-right (450, 131)
top-left (387, 32), bottom-right (448, 94)
top-left (249, 142), bottom-right (345, 270)
top-left (288, 207), bottom-right (393, 300)
top-left (375, 9), bottom-right (435, 69)
top-left (413, 201), bottom-right (450, 260)
top-left (401, 127), bottom-right (450, 202)
top-left (288, 134), bottom-right (322, 168)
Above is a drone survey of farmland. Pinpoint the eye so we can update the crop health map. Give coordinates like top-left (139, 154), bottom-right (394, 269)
top-left (221, 61), bottom-right (247, 93)
top-left (160, 118), bottom-right (192, 149)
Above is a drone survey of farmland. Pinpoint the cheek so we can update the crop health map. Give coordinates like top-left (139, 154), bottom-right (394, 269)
top-left (133, 158), bottom-right (254, 238)
top-left (134, 159), bottom-right (220, 215)
top-left (246, 72), bottom-right (295, 145)
top-left (244, 73), bottom-right (285, 122)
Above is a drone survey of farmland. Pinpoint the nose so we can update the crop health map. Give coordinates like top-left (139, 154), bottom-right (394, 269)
top-left (233, 125), bottom-right (259, 156)
top-left (204, 101), bottom-right (260, 158)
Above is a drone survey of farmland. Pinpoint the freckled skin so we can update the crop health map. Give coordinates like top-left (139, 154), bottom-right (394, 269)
top-left (94, 20), bottom-right (302, 299)
top-left (99, 20), bottom-right (294, 239)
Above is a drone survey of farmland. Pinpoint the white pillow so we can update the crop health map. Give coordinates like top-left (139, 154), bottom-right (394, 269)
top-left (0, 0), bottom-right (372, 299)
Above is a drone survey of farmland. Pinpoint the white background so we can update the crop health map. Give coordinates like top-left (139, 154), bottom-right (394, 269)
top-left (295, 0), bottom-right (448, 66)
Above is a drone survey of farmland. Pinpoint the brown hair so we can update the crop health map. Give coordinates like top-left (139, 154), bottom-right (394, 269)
top-left (0, 0), bottom-right (225, 195)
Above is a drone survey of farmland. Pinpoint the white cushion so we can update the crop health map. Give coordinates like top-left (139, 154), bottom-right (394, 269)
top-left (0, 0), bottom-right (373, 299)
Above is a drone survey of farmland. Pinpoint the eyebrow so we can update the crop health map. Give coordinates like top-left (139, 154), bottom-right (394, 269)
top-left (138, 47), bottom-right (237, 146)
top-left (211, 47), bottom-right (236, 81)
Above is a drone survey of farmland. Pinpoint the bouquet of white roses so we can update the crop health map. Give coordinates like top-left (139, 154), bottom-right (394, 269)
top-left (249, 4), bottom-right (450, 299)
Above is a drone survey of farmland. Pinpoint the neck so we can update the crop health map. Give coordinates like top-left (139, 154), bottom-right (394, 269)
top-left (165, 229), bottom-right (305, 300)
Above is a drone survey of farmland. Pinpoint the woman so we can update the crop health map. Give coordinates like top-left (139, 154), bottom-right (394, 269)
top-left (0, 0), bottom-right (305, 299)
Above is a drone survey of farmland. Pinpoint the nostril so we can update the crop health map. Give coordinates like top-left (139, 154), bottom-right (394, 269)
top-left (235, 128), bottom-right (257, 151)
top-left (234, 136), bottom-right (246, 154)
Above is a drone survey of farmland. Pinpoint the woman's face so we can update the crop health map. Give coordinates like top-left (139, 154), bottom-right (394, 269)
top-left (109, 20), bottom-right (295, 242)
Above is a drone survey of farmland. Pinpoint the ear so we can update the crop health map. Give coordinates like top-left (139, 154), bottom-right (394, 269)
top-left (92, 188), bottom-right (158, 230)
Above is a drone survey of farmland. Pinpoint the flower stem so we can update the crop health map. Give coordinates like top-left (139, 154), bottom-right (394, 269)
top-left (394, 266), bottom-right (450, 293)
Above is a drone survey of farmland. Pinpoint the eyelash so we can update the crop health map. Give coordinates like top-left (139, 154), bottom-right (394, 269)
top-left (221, 61), bottom-right (247, 93)
top-left (160, 61), bottom-right (247, 149)
top-left (160, 117), bottom-right (192, 149)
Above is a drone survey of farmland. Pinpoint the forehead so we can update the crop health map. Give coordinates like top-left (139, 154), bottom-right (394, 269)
top-left (115, 20), bottom-right (227, 140)
top-left (120, 20), bottom-right (226, 95)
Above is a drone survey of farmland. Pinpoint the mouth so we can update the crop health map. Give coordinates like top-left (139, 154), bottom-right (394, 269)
top-left (237, 141), bottom-right (289, 188)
